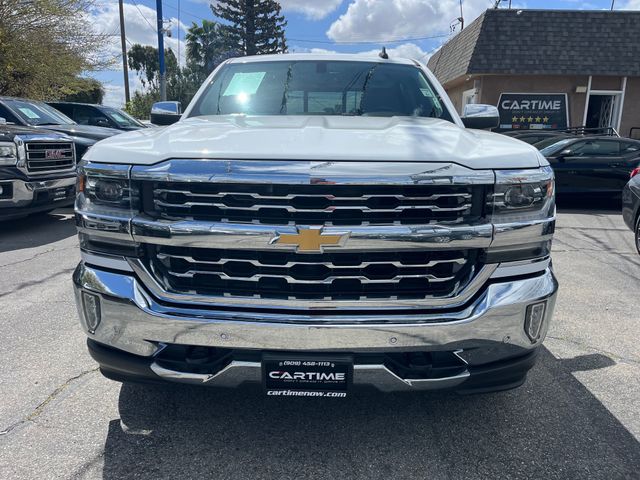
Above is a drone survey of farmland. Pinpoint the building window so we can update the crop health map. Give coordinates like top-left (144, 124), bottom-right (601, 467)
top-left (461, 88), bottom-right (477, 114)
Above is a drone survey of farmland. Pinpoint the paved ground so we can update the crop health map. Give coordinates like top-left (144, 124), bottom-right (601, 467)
top-left (0, 202), bottom-right (639, 480)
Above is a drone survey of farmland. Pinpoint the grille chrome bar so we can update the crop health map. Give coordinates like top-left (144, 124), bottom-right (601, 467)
top-left (156, 252), bottom-right (467, 268)
top-left (153, 199), bottom-right (473, 213)
top-left (166, 270), bottom-right (457, 284)
top-left (154, 188), bottom-right (473, 201)
top-left (131, 219), bottom-right (494, 251)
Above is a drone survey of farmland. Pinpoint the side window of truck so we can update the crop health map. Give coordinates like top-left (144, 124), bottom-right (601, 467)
top-left (0, 104), bottom-right (20, 124)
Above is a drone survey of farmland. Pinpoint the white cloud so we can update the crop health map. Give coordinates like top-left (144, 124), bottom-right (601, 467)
top-left (620, 0), bottom-right (640, 9)
top-left (101, 76), bottom-right (145, 109)
top-left (327, 0), bottom-right (489, 42)
top-left (102, 84), bottom-right (126, 108)
top-left (202, 0), bottom-right (343, 20)
top-left (294, 42), bottom-right (431, 61)
top-left (357, 43), bottom-right (431, 61)
top-left (279, 0), bottom-right (343, 19)
top-left (89, 2), bottom-right (188, 69)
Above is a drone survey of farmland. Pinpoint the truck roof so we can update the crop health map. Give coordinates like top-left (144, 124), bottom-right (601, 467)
top-left (227, 53), bottom-right (420, 66)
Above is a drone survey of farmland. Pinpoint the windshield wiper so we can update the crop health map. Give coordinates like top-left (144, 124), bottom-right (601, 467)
top-left (357, 64), bottom-right (378, 115)
top-left (280, 63), bottom-right (294, 114)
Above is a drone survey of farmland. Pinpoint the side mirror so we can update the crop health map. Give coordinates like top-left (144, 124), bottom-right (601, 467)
top-left (93, 118), bottom-right (110, 128)
top-left (150, 101), bottom-right (182, 126)
top-left (461, 104), bottom-right (499, 130)
top-left (556, 149), bottom-right (572, 161)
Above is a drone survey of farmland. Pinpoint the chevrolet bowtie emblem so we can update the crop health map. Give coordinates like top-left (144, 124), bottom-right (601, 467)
top-left (272, 227), bottom-right (349, 252)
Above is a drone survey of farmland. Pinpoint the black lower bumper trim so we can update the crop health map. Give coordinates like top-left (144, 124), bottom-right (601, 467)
top-left (87, 338), bottom-right (540, 393)
top-left (455, 348), bottom-right (539, 394)
top-left (87, 339), bottom-right (160, 384)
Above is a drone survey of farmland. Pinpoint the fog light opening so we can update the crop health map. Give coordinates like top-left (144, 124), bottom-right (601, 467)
top-left (82, 292), bottom-right (102, 333)
top-left (525, 301), bottom-right (546, 342)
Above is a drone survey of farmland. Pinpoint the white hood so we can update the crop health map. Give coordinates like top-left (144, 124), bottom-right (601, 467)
top-left (83, 115), bottom-right (545, 169)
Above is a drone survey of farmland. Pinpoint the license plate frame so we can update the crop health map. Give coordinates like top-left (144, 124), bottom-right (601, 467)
top-left (262, 354), bottom-right (353, 398)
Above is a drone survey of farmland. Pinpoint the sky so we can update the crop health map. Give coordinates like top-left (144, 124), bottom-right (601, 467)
top-left (89, 0), bottom-right (638, 107)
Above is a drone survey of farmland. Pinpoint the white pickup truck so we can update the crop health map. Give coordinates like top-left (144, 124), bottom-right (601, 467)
top-left (73, 54), bottom-right (557, 396)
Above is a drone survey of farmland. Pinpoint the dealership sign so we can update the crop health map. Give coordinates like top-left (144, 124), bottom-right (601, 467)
top-left (498, 93), bottom-right (569, 130)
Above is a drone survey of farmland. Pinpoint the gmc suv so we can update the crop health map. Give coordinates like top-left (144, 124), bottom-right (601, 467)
top-left (1, 121), bottom-right (76, 220)
top-left (73, 54), bottom-right (558, 396)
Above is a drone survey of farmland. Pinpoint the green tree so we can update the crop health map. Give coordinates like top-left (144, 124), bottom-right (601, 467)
top-left (185, 20), bottom-right (241, 86)
top-left (0, 0), bottom-right (112, 99)
top-left (58, 78), bottom-right (105, 104)
top-left (212, 0), bottom-right (287, 56)
top-left (125, 44), bottom-right (200, 119)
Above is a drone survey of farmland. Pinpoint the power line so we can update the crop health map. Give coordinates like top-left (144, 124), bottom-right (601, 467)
top-left (130, 0), bottom-right (157, 34)
top-left (162, 1), bottom-right (207, 22)
top-left (288, 33), bottom-right (451, 46)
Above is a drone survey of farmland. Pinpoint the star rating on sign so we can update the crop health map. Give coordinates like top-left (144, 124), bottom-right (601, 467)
top-left (512, 116), bottom-right (518, 122)
top-left (535, 116), bottom-right (542, 123)
top-left (543, 116), bottom-right (549, 123)
top-left (527, 116), bottom-right (533, 123)
top-left (519, 116), bottom-right (526, 122)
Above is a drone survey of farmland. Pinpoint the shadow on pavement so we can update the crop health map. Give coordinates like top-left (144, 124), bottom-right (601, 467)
top-left (0, 207), bottom-right (76, 253)
top-left (100, 348), bottom-right (640, 480)
top-left (556, 195), bottom-right (622, 214)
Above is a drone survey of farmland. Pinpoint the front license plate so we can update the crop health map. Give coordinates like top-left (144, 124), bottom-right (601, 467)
top-left (52, 187), bottom-right (67, 201)
top-left (263, 354), bottom-right (352, 398)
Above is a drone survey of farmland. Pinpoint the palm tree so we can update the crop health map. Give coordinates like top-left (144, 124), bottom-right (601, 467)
top-left (186, 20), bottom-right (232, 80)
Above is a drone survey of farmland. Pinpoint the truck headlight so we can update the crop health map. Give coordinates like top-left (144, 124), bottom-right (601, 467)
top-left (77, 165), bottom-right (138, 211)
top-left (484, 166), bottom-right (555, 265)
top-left (0, 142), bottom-right (17, 166)
top-left (491, 166), bottom-right (555, 223)
top-left (76, 162), bottom-right (141, 257)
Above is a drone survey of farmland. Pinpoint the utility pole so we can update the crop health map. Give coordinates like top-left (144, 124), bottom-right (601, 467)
top-left (156, 0), bottom-right (166, 101)
top-left (118, 0), bottom-right (130, 104)
top-left (459, 0), bottom-right (464, 30)
top-left (611, 0), bottom-right (615, 10)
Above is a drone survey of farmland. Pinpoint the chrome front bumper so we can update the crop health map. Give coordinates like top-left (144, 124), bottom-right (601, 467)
top-left (73, 263), bottom-right (558, 391)
top-left (0, 176), bottom-right (76, 218)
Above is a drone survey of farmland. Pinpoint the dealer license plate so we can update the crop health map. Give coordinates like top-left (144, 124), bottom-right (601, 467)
top-left (52, 187), bottom-right (67, 201)
top-left (262, 354), bottom-right (352, 398)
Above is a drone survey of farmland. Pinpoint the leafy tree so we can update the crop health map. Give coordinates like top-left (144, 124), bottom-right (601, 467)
top-left (125, 44), bottom-right (200, 118)
top-left (186, 20), bottom-right (241, 86)
top-left (212, 0), bottom-right (287, 56)
top-left (58, 78), bottom-right (105, 104)
top-left (127, 45), bottom-right (180, 91)
top-left (0, 0), bottom-right (112, 99)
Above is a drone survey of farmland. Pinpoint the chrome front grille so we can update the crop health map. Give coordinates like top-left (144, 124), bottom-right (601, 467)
top-left (25, 142), bottom-right (75, 174)
top-left (146, 183), bottom-right (485, 226)
top-left (147, 246), bottom-right (479, 301)
top-left (123, 160), bottom-right (495, 308)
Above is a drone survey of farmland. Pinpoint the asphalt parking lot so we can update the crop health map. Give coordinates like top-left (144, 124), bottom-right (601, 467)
top-left (0, 203), bottom-right (639, 479)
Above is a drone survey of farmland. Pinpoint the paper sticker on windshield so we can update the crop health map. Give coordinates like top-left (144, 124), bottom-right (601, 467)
top-left (223, 72), bottom-right (266, 96)
top-left (18, 107), bottom-right (41, 119)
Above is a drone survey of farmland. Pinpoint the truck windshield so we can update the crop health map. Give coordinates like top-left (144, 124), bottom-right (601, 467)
top-left (188, 60), bottom-right (453, 122)
top-left (4, 99), bottom-right (76, 126)
top-left (103, 107), bottom-right (145, 128)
